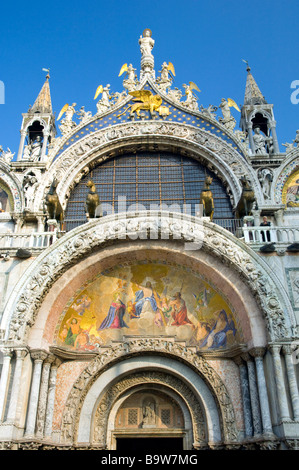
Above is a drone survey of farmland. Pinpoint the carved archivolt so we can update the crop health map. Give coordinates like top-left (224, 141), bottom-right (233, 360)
top-left (60, 339), bottom-right (238, 446)
top-left (2, 212), bottom-right (294, 344)
top-left (273, 152), bottom-right (299, 204)
top-left (92, 371), bottom-right (206, 448)
top-left (32, 121), bottom-right (262, 212)
top-left (0, 165), bottom-right (23, 212)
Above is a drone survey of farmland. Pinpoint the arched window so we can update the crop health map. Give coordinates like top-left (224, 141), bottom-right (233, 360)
top-left (64, 152), bottom-right (234, 232)
top-left (0, 181), bottom-right (13, 212)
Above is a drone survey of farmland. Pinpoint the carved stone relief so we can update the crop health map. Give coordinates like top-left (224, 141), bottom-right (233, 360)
top-left (92, 371), bottom-right (206, 448)
top-left (4, 213), bottom-right (293, 345)
top-left (32, 121), bottom-right (261, 214)
top-left (59, 339), bottom-right (239, 446)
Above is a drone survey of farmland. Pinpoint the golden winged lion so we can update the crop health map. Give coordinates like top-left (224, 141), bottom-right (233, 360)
top-left (128, 89), bottom-right (163, 117)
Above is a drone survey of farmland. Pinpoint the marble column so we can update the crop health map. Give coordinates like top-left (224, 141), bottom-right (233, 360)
top-left (269, 344), bottom-right (290, 422)
top-left (242, 352), bottom-right (262, 438)
top-left (247, 122), bottom-right (255, 155)
top-left (269, 120), bottom-right (280, 154)
top-left (6, 348), bottom-right (28, 424)
top-left (44, 359), bottom-right (61, 439)
top-left (0, 349), bottom-right (12, 422)
top-left (24, 350), bottom-right (48, 437)
top-left (282, 345), bottom-right (299, 420)
top-left (40, 131), bottom-right (49, 162)
top-left (234, 356), bottom-right (253, 438)
top-left (250, 348), bottom-right (273, 436)
top-left (17, 130), bottom-right (27, 161)
top-left (35, 355), bottom-right (55, 439)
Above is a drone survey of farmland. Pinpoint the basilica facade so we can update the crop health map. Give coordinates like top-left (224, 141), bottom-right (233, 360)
top-left (0, 30), bottom-right (299, 451)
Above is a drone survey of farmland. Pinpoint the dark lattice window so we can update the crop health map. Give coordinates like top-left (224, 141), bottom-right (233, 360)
top-left (64, 152), bottom-right (234, 232)
top-left (161, 408), bottom-right (171, 426)
top-left (128, 408), bottom-right (138, 425)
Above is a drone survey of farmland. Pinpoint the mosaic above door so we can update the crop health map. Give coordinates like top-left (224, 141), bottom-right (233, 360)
top-left (54, 262), bottom-right (242, 351)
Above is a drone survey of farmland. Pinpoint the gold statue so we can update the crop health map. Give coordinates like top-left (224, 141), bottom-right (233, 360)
top-left (227, 98), bottom-right (241, 112)
top-left (117, 89), bottom-right (167, 118)
top-left (94, 85), bottom-right (103, 100)
top-left (200, 176), bottom-right (214, 220)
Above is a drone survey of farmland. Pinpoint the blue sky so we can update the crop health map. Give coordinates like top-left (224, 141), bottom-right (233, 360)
top-left (0, 0), bottom-right (298, 155)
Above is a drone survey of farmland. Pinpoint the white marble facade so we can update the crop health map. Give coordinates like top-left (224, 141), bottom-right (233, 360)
top-left (0, 31), bottom-right (299, 451)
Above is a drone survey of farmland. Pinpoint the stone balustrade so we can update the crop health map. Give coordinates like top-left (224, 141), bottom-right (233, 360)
top-left (242, 225), bottom-right (299, 248)
top-left (0, 231), bottom-right (56, 253)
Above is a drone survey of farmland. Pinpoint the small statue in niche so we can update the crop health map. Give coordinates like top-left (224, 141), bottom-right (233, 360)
top-left (258, 168), bottom-right (273, 200)
top-left (23, 173), bottom-right (38, 209)
top-left (30, 135), bottom-right (43, 161)
top-left (266, 136), bottom-right (274, 154)
top-left (142, 400), bottom-right (156, 426)
top-left (253, 127), bottom-right (267, 154)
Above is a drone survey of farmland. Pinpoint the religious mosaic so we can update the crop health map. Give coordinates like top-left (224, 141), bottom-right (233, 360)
top-left (282, 169), bottom-right (299, 207)
top-left (0, 184), bottom-right (12, 212)
top-left (55, 263), bottom-right (241, 351)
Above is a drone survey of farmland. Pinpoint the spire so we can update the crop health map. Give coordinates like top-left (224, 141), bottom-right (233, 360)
top-left (244, 65), bottom-right (267, 106)
top-left (31, 70), bottom-right (53, 114)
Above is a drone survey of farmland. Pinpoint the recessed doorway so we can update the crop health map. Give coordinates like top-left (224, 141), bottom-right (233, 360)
top-left (116, 437), bottom-right (184, 452)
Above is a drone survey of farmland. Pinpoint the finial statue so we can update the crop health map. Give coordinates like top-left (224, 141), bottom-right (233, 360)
top-left (139, 29), bottom-right (155, 58)
top-left (139, 29), bottom-right (155, 79)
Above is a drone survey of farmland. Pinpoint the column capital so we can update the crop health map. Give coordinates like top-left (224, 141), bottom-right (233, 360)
top-left (233, 355), bottom-right (245, 366)
top-left (0, 347), bottom-right (13, 358)
top-left (241, 352), bottom-right (253, 362)
top-left (14, 347), bottom-right (29, 359)
top-left (268, 344), bottom-right (282, 355)
top-left (52, 357), bottom-right (62, 369)
top-left (281, 344), bottom-right (296, 356)
top-left (249, 347), bottom-right (266, 359)
top-left (30, 349), bottom-right (48, 362)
